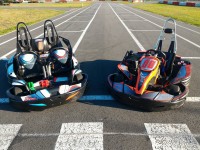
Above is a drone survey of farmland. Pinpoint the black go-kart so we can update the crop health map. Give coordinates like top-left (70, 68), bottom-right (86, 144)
top-left (6, 20), bottom-right (88, 111)
top-left (108, 18), bottom-right (191, 111)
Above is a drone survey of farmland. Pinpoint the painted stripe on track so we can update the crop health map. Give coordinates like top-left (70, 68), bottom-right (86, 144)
top-left (0, 124), bottom-right (22, 150)
top-left (119, 5), bottom-right (200, 49)
top-left (0, 6), bottom-right (92, 59)
top-left (73, 3), bottom-right (102, 53)
top-left (1, 96), bottom-right (200, 104)
top-left (0, 8), bottom-right (79, 47)
top-left (55, 122), bottom-right (103, 150)
top-left (186, 97), bottom-right (200, 102)
top-left (182, 57), bottom-right (200, 60)
top-left (0, 9), bottom-right (77, 39)
top-left (145, 123), bottom-right (200, 150)
top-left (109, 3), bottom-right (145, 51)
top-left (123, 4), bottom-right (200, 35)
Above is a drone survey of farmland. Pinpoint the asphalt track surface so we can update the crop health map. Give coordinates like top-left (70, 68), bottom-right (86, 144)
top-left (0, 2), bottom-right (200, 150)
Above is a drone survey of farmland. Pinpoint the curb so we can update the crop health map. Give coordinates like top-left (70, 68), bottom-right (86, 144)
top-left (159, 1), bottom-right (200, 7)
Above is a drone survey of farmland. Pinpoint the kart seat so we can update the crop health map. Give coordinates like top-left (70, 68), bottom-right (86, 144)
top-left (165, 41), bottom-right (176, 77)
top-left (13, 51), bottom-right (44, 82)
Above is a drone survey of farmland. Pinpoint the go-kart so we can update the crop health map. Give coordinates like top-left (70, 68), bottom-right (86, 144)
top-left (6, 20), bottom-right (88, 111)
top-left (108, 18), bottom-right (191, 111)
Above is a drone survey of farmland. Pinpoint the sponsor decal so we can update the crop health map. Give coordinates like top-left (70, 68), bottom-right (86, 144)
top-left (21, 96), bottom-right (37, 101)
top-left (66, 92), bottom-right (79, 101)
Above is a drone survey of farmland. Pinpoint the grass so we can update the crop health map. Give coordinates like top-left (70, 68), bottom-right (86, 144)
top-left (10, 2), bottom-right (92, 8)
top-left (0, 2), bottom-right (93, 35)
top-left (0, 9), bottom-right (64, 35)
top-left (133, 3), bottom-right (200, 27)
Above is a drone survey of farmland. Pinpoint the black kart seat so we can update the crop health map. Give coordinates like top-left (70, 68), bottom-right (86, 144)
top-left (165, 41), bottom-right (176, 77)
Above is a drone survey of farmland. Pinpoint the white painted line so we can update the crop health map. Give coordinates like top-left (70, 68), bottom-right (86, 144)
top-left (182, 57), bottom-right (200, 60)
top-left (186, 97), bottom-right (200, 102)
top-left (0, 49), bottom-right (17, 59)
top-left (73, 4), bottom-right (102, 53)
top-left (54, 7), bottom-right (91, 31)
top-left (0, 6), bottom-right (92, 59)
top-left (0, 9), bottom-right (76, 38)
top-left (123, 5), bottom-right (200, 35)
top-left (0, 8), bottom-right (80, 47)
top-left (145, 123), bottom-right (200, 150)
top-left (0, 124), bottom-right (22, 150)
top-left (130, 29), bottom-right (160, 32)
top-left (120, 5), bottom-right (200, 49)
top-left (1, 96), bottom-right (200, 104)
top-left (55, 122), bottom-right (103, 150)
top-left (109, 3), bottom-right (145, 51)
top-left (57, 30), bottom-right (84, 33)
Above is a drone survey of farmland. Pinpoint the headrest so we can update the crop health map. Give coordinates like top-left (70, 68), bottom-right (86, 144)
top-left (52, 49), bottom-right (68, 64)
top-left (19, 53), bottom-right (37, 70)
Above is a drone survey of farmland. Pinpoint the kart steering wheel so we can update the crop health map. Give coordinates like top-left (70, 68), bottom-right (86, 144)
top-left (146, 49), bottom-right (158, 56)
top-left (146, 49), bottom-right (166, 59)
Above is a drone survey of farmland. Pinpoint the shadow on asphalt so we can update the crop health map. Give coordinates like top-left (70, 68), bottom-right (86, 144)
top-left (80, 59), bottom-right (120, 95)
top-left (0, 59), bottom-right (18, 112)
top-left (79, 59), bottom-right (146, 112)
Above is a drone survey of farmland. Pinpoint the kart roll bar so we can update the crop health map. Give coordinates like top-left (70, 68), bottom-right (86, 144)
top-left (154, 18), bottom-right (177, 54)
top-left (43, 20), bottom-right (73, 55)
top-left (16, 22), bottom-right (33, 53)
top-left (44, 20), bottom-right (59, 48)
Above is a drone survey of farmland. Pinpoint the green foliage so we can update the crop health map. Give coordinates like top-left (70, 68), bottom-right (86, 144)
top-left (0, 9), bottom-right (64, 35)
top-left (133, 3), bottom-right (200, 27)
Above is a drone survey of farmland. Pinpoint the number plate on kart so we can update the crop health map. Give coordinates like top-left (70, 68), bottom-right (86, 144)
top-left (140, 57), bottom-right (159, 71)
